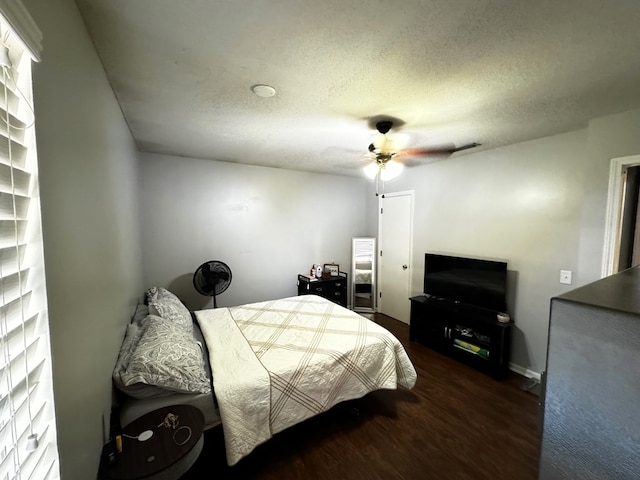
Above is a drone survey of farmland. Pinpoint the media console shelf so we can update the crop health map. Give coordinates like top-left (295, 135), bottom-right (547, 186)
top-left (409, 295), bottom-right (513, 379)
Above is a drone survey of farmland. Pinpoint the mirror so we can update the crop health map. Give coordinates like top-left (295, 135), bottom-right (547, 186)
top-left (352, 237), bottom-right (376, 312)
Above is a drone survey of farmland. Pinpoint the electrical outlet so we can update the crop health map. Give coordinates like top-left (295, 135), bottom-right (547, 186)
top-left (560, 270), bottom-right (572, 285)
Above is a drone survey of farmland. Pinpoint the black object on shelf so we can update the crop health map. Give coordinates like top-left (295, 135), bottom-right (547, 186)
top-left (409, 295), bottom-right (512, 379)
top-left (297, 272), bottom-right (348, 308)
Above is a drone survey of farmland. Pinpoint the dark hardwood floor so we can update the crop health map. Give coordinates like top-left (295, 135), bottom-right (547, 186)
top-left (181, 314), bottom-right (541, 480)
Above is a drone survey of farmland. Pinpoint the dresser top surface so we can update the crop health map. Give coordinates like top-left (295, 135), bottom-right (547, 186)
top-left (554, 266), bottom-right (640, 315)
top-left (298, 272), bottom-right (347, 283)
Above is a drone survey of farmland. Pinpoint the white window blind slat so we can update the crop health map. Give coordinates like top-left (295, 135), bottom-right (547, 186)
top-left (0, 360), bottom-right (43, 432)
top-left (0, 108), bottom-right (26, 145)
top-left (0, 86), bottom-right (18, 119)
top-left (3, 338), bottom-right (42, 399)
top-left (0, 162), bottom-right (30, 196)
top-left (0, 269), bottom-right (29, 305)
top-left (0, 190), bottom-right (28, 220)
top-left (0, 244), bottom-right (26, 277)
top-left (0, 360), bottom-right (46, 474)
top-left (0, 383), bottom-right (39, 464)
top-left (22, 426), bottom-right (54, 480)
top-left (0, 3), bottom-right (58, 479)
top-left (0, 134), bottom-right (28, 169)
top-left (1, 378), bottom-right (37, 439)
top-left (0, 441), bottom-right (17, 478)
top-left (0, 294), bottom-right (32, 334)
top-left (0, 386), bottom-right (47, 478)
top-left (0, 363), bottom-right (37, 432)
top-left (0, 220), bottom-right (26, 249)
top-left (0, 312), bottom-right (36, 373)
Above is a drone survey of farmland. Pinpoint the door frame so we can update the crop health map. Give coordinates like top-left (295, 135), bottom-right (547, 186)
top-left (603, 155), bottom-right (640, 277)
top-left (377, 190), bottom-right (414, 317)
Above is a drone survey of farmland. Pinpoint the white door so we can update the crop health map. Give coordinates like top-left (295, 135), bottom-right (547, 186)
top-left (378, 191), bottom-right (413, 324)
top-left (603, 155), bottom-right (640, 277)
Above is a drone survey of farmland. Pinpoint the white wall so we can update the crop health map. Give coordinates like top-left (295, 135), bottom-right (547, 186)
top-left (368, 130), bottom-right (587, 374)
top-left (140, 153), bottom-right (367, 309)
top-left (366, 108), bottom-right (640, 375)
top-left (577, 109), bottom-right (640, 282)
top-left (25, 0), bottom-right (143, 478)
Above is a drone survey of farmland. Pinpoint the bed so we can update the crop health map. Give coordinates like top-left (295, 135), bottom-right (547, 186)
top-left (112, 288), bottom-right (417, 466)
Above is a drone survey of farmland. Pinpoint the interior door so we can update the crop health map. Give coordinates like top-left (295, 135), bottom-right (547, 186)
top-left (378, 191), bottom-right (413, 324)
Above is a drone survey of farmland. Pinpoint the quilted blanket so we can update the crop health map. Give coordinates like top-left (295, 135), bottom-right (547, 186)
top-left (195, 295), bottom-right (417, 465)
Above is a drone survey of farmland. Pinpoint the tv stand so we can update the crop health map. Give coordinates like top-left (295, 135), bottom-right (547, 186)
top-left (409, 295), bottom-right (512, 379)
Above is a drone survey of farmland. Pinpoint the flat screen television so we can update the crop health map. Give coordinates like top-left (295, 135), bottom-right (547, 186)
top-left (423, 253), bottom-right (507, 311)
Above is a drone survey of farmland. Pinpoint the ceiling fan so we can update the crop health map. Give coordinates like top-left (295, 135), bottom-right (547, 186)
top-left (363, 119), bottom-right (480, 183)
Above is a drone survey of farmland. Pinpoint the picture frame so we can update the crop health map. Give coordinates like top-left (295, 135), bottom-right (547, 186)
top-left (324, 263), bottom-right (340, 276)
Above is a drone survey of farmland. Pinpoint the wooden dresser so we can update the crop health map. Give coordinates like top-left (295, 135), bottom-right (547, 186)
top-left (297, 272), bottom-right (348, 308)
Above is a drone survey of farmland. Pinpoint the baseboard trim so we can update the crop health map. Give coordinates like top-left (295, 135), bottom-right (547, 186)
top-left (509, 363), bottom-right (541, 381)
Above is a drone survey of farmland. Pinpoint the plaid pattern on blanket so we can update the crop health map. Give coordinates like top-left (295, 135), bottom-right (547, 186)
top-left (196, 295), bottom-right (417, 465)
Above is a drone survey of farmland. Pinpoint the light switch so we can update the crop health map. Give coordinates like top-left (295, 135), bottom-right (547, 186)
top-left (560, 270), bottom-right (572, 285)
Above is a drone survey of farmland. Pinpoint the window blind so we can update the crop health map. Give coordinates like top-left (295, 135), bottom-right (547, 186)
top-left (0, 5), bottom-right (59, 480)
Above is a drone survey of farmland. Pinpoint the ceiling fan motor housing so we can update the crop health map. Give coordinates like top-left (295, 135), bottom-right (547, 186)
top-left (376, 121), bottom-right (393, 134)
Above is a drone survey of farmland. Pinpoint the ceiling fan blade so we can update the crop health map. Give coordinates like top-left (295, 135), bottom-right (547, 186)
top-left (402, 142), bottom-right (481, 157)
top-left (398, 153), bottom-right (444, 168)
top-left (402, 147), bottom-right (455, 157)
top-left (451, 142), bottom-right (481, 153)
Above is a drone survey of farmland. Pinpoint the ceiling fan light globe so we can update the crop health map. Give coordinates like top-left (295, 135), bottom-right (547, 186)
top-left (379, 135), bottom-right (394, 155)
top-left (371, 135), bottom-right (383, 152)
top-left (363, 162), bottom-right (379, 179)
top-left (380, 160), bottom-right (403, 181)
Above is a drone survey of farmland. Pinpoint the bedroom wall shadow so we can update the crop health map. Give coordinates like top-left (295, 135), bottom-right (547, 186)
top-left (167, 274), bottom-right (214, 311)
top-left (506, 269), bottom-right (518, 315)
top-left (506, 269), bottom-right (533, 372)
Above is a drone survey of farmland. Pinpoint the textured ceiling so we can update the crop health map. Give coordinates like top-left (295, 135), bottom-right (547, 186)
top-left (74, 0), bottom-right (640, 176)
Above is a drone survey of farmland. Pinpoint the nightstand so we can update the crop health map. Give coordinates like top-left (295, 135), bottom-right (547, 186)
top-left (99, 404), bottom-right (204, 480)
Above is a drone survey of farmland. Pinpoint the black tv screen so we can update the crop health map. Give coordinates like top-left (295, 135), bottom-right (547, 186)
top-left (424, 253), bottom-right (507, 311)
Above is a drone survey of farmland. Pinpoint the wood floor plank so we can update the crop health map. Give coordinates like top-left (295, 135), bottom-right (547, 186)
top-left (181, 314), bottom-right (541, 479)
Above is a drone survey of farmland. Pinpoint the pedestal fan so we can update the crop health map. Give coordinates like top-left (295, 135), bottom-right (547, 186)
top-left (193, 260), bottom-right (232, 308)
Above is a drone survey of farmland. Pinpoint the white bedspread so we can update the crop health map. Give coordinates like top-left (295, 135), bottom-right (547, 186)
top-left (195, 295), bottom-right (417, 465)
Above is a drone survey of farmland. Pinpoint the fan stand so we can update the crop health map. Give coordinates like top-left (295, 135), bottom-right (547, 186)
top-left (211, 293), bottom-right (218, 309)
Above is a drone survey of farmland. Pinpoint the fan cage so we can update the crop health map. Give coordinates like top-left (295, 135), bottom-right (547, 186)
top-left (193, 261), bottom-right (232, 306)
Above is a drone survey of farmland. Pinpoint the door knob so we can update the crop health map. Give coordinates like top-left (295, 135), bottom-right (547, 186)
top-left (402, 264), bottom-right (408, 270)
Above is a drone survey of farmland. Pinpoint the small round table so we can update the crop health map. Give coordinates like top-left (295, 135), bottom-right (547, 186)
top-left (105, 404), bottom-right (204, 480)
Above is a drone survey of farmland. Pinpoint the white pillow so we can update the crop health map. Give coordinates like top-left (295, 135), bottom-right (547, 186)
top-left (113, 315), bottom-right (211, 397)
top-left (146, 287), bottom-right (193, 333)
